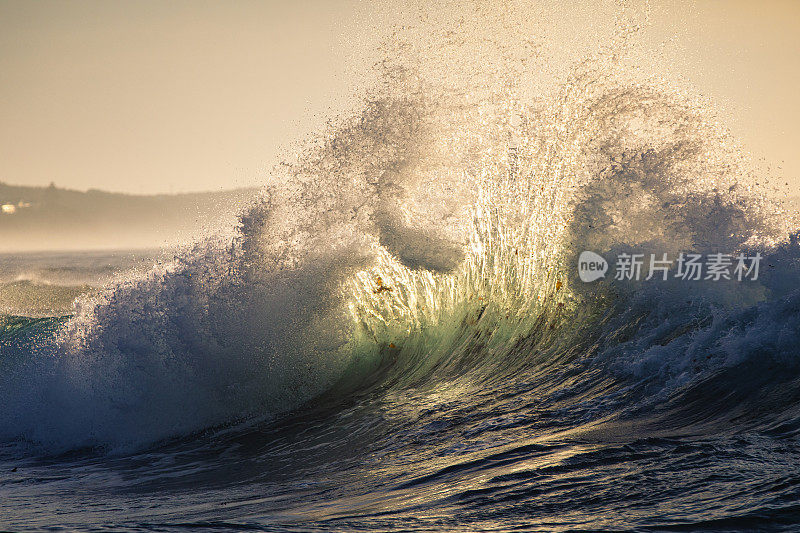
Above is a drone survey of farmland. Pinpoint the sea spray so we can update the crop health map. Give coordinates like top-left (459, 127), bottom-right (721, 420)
top-left (0, 3), bottom-right (795, 455)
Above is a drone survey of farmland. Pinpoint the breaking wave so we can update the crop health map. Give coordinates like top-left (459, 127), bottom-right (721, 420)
top-left (1, 7), bottom-right (799, 463)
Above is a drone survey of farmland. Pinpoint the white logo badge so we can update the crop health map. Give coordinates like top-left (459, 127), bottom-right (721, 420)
top-left (578, 251), bottom-right (608, 282)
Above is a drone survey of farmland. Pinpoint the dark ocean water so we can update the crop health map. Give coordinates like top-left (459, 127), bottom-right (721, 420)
top-left (3, 248), bottom-right (800, 531)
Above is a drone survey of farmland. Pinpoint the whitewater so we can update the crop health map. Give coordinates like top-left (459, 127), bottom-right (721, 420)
top-left (3, 7), bottom-right (800, 531)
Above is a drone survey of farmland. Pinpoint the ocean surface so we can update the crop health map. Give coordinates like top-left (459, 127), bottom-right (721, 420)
top-left (3, 14), bottom-right (800, 532)
top-left (0, 250), bottom-right (168, 317)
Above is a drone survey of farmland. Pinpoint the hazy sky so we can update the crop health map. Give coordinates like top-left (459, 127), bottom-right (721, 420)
top-left (1, 0), bottom-right (798, 194)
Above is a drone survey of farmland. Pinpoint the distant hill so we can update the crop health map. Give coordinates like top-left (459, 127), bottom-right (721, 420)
top-left (0, 182), bottom-right (259, 251)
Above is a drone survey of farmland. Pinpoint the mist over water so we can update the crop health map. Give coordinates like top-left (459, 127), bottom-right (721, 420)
top-left (3, 3), bottom-right (800, 530)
